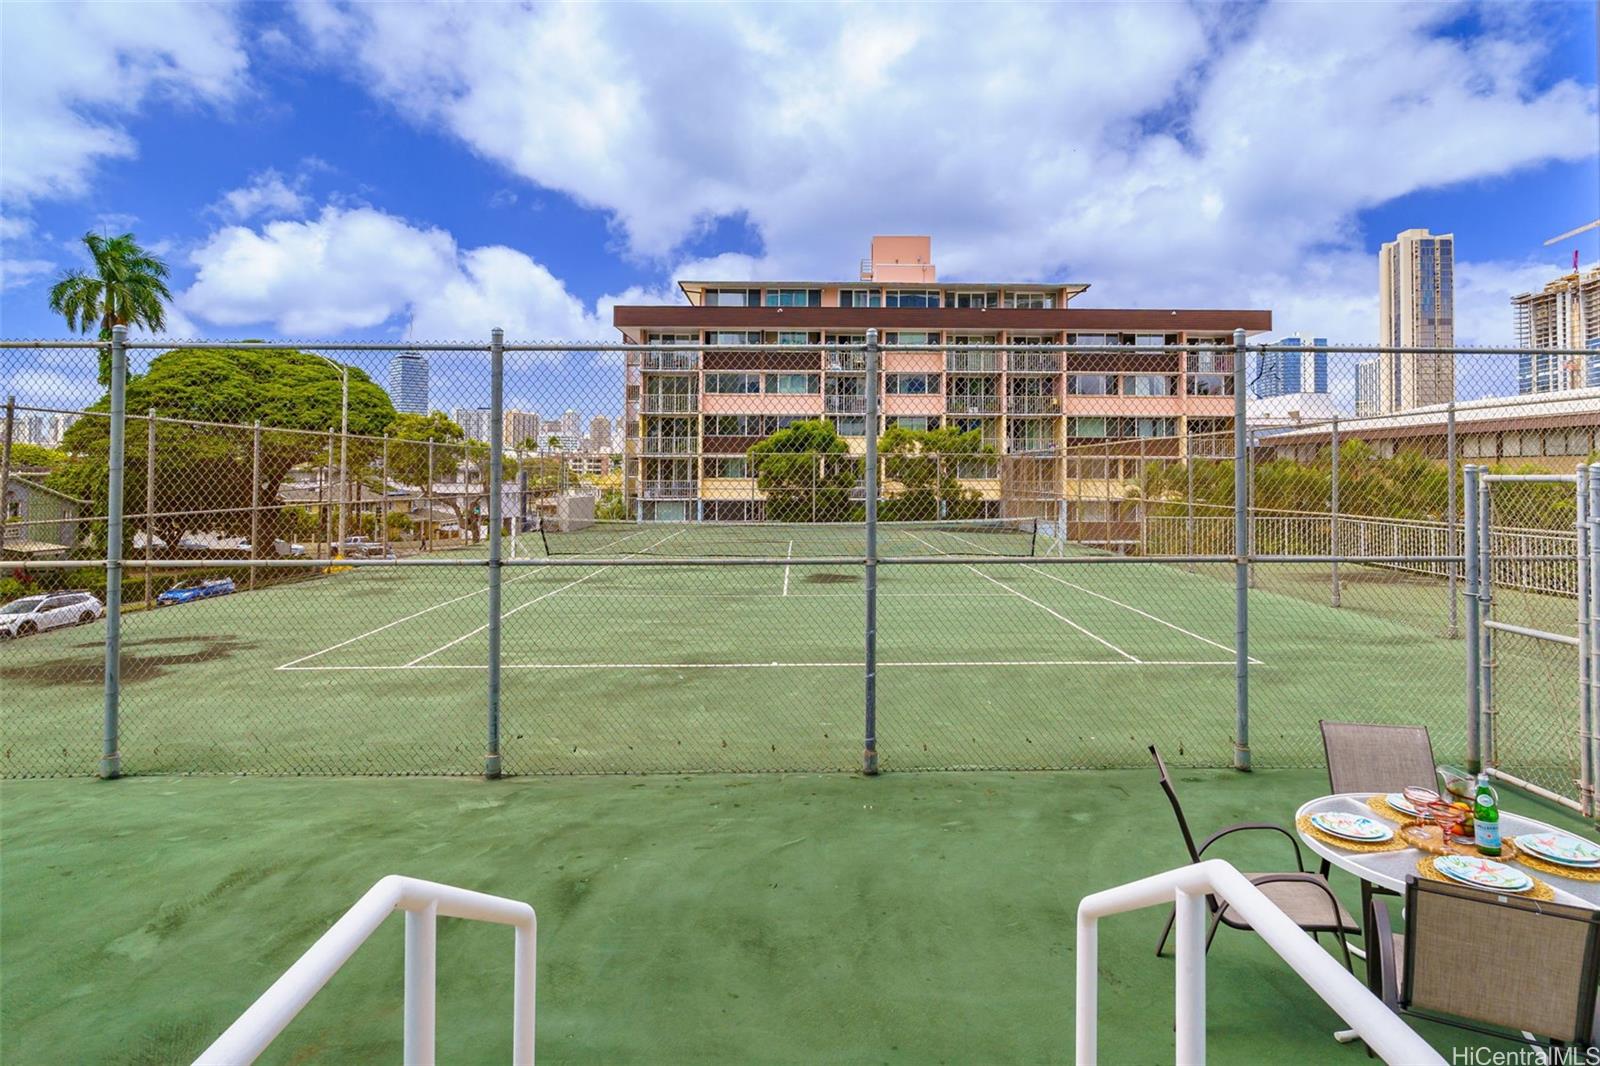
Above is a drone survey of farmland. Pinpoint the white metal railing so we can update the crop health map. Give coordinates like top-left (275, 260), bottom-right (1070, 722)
top-left (642, 479), bottom-right (698, 498)
top-left (1076, 860), bottom-right (1441, 1065)
top-left (946, 396), bottom-right (1000, 414)
top-left (195, 876), bottom-right (536, 1066)
top-left (641, 394), bottom-right (697, 413)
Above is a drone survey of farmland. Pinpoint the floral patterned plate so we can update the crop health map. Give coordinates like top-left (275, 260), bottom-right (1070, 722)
top-left (1514, 832), bottom-right (1600, 868)
top-left (1386, 792), bottom-right (1420, 815)
top-left (1310, 811), bottom-right (1393, 842)
top-left (1433, 854), bottom-right (1533, 893)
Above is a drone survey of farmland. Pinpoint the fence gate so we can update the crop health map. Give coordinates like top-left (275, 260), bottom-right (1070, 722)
top-left (1465, 465), bottom-right (1599, 818)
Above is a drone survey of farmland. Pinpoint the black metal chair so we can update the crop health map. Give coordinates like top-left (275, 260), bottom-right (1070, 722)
top-left (1150, 744), bottom-right (1357, 967)
top-left (1369, 876), bottom-right (1600, 1052)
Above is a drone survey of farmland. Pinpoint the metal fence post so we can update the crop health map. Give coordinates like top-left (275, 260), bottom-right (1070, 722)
top-left (486, 327), bottom-right (505, 779)
top-left (1232, 327), bottom-right (1250, 771)
top-left (101, 326), bottom-right (127, 780)
top-left (1446, 402), bottom-right (1458, 638)
top-left (1578, 465), bottom-right (1593, 817)
top-left (1588, 463), bottom-right (1600, 822)
top-left (1184, 421), bottom-right (1195, 571)
top-left (1463, 465), bottom-right (1481, 773)
top-left (1477, 471), bottom-right (1495, 768)
top-left (863, 328), bottom-right (880, 775)
top-left (380, 433), bottom-right (390, 553)
top-left (250, 420), bottom-right (261, 591)
top-left (1329, 416), bottom-right (1340, 607)
top-left (426, 439), bottom-right (435, 551)
top-left (1, 396), bottom-right (14, 556)
top-left (325, 429), bottom-right (335, 558)
top-left (144, 407), bottom-right (155, 609)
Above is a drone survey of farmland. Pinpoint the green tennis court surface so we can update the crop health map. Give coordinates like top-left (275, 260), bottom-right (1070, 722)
top-left (1, 534), bottom-right (1576, 783)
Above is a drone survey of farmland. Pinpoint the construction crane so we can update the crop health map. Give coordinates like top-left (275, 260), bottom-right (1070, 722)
top-left (1544, 219), bottom-right (1600, 245)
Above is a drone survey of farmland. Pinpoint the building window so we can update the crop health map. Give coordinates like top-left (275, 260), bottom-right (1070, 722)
top-left (704, 288), bottom-right (760, 307)
top-left (1067, 374), bottom-right (1118, 396)
top-left (885, 373), bottom-right (937, 395)
top-left (765, 288), bottom-right (822, 308)
top-left (884, 331), bottom-right (936, 346)
top-left (838, 289), bottom-right (881, 308)
top-left (1126, 375), bottom-right (1175, 397)
top-left (776, 331), bottom-right (813, 345)
top-left (1136, 418), bottom-right (1177, 438)
top-left (1072, 417), bottom-right (1107, 438)
top-left (706, 373), bottom-right (761, 394)
top-left (706, 457), bottom-right (747, 478)
top-left (764, 373), bottom-right (819, 395)
top-left (1070, 333), bottom-right (1112, 347)
top-left (1134, 334), bottom-right (1168, 347)
top-left (707, 330), bottom-right (762, 346)
top-left (1005, 291), bottom-right (1053, 309)
top-left (832, 416), bottom-right (866, 437)
top-left (892, 416), bottom-right (937, 431)
top-left (886, 290), bottom-right (941, 308)
top-left (947, 291), bottom-right (997, 309)
top-left (1187, 374), bottom-right (1232, 396)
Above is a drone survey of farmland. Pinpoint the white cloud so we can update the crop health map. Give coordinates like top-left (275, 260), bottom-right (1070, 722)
top-left (293, 1), bottom-right (1596, 342)
top-left (0, 2), bottom-right (247, 207)
top-left (0, 258), bottom-right (54, 292)
top-left (179, 204), bottom-right (605, 340)
top-left (210, 169), bottom-right (312, 222)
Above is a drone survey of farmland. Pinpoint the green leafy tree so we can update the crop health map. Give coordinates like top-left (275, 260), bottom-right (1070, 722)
top-left (47, 232), bottom-right (174, 387)
top-left (748, 419), bottom-right (858, 522)
top-left (4, 442), bottom-right (71, 474)
top-left (387, 412), bottom-right (493, 543)
top-left (52, 347), bottom-right (394, 553)
top-left (878, 425), bottom-right (991, 521)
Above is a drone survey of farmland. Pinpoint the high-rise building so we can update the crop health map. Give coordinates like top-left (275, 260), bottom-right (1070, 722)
top-left (1588, 337), bottom-right (1600, 389)
top-left (1378, 228), bottom-right (1455, 412)
top-left (612, 234), bottom-right (1271, 521)
top-left (1355, 359), bottom-right (1382, 417)
top-left (1512, 266), bottom-right (1600, 394)
top-left (588, 415), bottom-right (612, 452)
top-left (503, 410), bottom-right (541, 448)
top-left (1254, 336), bottom-right (1328, 398)
top-left (451, 407), bottom-right (493, 442)
top-left (560, 409), bottom-right (580, 438)
top-left (387, 351), bottom-right (430, 414)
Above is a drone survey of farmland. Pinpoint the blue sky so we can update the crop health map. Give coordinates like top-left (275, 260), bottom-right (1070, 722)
top-left (1, 1), bottom-right (1596, 418)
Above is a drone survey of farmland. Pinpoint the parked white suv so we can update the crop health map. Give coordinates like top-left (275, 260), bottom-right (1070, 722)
top-left (0, 590), bottom-right (105, 639)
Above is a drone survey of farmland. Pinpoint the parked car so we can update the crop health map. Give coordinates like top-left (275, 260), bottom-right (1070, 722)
top-left (0, 590), bottom-right (105, 639)
top-left (156, 577), bottom-right (236, 606)
top-left (238, 539), bottom-right (306, 558)
top-left (339, 537), bottom-right (395, 559)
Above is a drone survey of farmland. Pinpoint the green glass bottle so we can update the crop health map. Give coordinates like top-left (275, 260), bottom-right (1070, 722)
top-left (1473, 771), bottom-right (1501, 857)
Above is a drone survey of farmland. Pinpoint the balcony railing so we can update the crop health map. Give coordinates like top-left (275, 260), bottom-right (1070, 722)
top-left (1006, 396), bottom-right (1060, 415)
top-left (642, 479), bottom-right (698, 499)
top-left (827, 352), bottom-right (867, 371)
top-left (642, 436), bottom-right (697, 455)
top-left (642, 394), bottom-right (699, 413)
top-left (824, 394), bottom-right (867, 413)
top-left (1008, 353), bottom-right (1060, 373)
top-left (946, 396), bottom-right (1000, 414)
top-left (643, 352), bottom-right (699, 371)
top-left (947, 353), bottom-right (999, 373)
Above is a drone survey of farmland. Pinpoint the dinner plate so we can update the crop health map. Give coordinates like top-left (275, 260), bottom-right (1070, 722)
top-left (1310, 811), bottom-right (1393, 842)
top-left (1514, 832), bottom-right (1600, 868)
top-left (1432, 854), bottom-right (1533, 893)
top-left (1385, 792), bottom-right (1419, 815)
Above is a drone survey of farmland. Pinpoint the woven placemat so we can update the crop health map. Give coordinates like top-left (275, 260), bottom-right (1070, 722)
top-left (1399, 824), bottom-right (1523, 863)
top-left (1297, 814), bottom-right (1408, 853)
top-left (1513, 849), bottom-right (1600, 883)
top-left (1416, 858), bottom-right (1555, 901)
top-left (1365, 795), bottom-right (1420, 824)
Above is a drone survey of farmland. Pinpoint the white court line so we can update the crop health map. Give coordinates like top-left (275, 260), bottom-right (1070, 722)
top-left (400, 527), bottom-right (686, 668)
top-left (1018, 563), bottom-right (1265, 665)
top-left (279, 658), bottom-right (1241, 672)
top-left (902, 528), bottom-right (1140, 663)
top-left (276, 524), bottom-right (663, 670)
top-left (783, 539), bottom-right (793, 597)
top-left (937, 527), bottom-right (1264, 665)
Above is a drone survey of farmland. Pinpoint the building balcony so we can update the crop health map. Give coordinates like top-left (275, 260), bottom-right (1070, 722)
top-left (946, 396), bottom-right (1000, 415)
top-left (947, 353), bottom-right (999, 373)
top-left (1006, 396), bottom-right (1061, 415)
top-left (827, 352), bottom-right (867, 371)
top-left (824, 394), bottom-right (867, 413)
top-left (642, 352), bottom-right (700, 371)
top-left (641, 479), bottom-right (699, 499)
top-left (642, 436), bottom-right (698, 456)
top-left (1008, 353), bottom-right (1061, 373)
top-left (642, 394), bottom-right (699, 414)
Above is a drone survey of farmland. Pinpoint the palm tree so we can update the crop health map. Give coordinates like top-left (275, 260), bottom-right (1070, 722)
top-left (48, 232), bottom-right (173, 386)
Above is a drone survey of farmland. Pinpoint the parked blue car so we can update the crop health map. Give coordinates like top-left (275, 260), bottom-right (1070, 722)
top-left (156, 577), bottom-right (236, 606)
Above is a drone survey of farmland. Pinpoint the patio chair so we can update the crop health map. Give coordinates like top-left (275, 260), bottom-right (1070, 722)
top-left (1368, 877), bottom-right (1600, 1051)
top-left (1319, 720), bottom-right (1435, 795)
top-left (1149, 745), bottom-right (1357, 967)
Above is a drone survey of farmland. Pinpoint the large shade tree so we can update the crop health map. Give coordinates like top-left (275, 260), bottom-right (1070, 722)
top-left (386, 412), bottom-right (494, 543)
top-left (747, 419), bottom-right (859, 522)
top-left (47, 232), bottom-right (174, 387)
top-left (52, 347), bottom-right (395, 553)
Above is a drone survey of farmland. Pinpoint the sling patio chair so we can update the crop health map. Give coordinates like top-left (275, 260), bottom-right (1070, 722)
top-left (1368, 876), bottom-right (1600, 1053)
top-left (1149, 745), bottom-right (1357, 967)
top-left (1319, 720), bottom-right (1436, 797)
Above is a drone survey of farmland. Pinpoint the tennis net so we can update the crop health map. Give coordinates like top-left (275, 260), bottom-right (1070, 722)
top-left (538, 517), bottom-right (1040, 559)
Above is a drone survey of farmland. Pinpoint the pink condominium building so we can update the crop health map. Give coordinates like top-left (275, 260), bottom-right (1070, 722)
top-left (613, 236), bottom-right (1271, 521)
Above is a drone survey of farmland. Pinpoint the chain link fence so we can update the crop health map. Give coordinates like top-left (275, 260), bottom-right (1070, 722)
top-left (3, 333), bottom-right (1595, 805)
